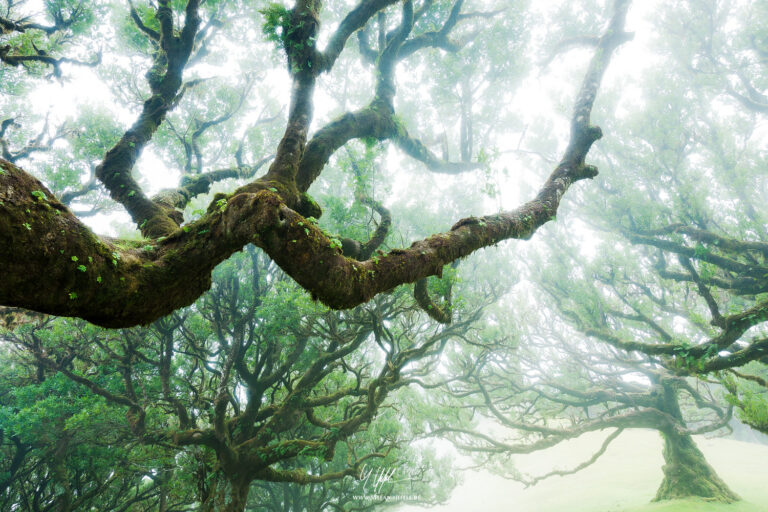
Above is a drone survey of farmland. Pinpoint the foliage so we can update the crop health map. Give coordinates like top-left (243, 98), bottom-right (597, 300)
top-left (0, 239), bottom-right (495, 509)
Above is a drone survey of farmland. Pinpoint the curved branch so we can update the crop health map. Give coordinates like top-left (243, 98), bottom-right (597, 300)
top-left (628, 232), bottom-right (761, 278)
top-left (414, 278), bottom-right (452, 324)
top-left (678, 256), bottom-right (725, 328)
top-left (296, 102), bottom-right (395, 193)
top-left (0, 46), bottom-right (101, 79)
top-left (0, 0), bottom-right (630, 327)
top-left (128, 1), bottom-right (161, 42)
top-left (431, 408), bottom-right (662, 454)
top-left (0, 3), bottom-right (83, 36)
top-left (319, 0), bottom-right (399, 72)
top-left (521, 428), bottom-right (624, 487)
top-left (93, 1), bottom-right (201, 238)
top-left (393, 128), bottom-right (482, 174)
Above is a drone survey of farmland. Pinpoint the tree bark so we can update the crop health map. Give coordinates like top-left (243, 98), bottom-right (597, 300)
top-left (223, 478), bottom-right (251, 512)
top-left (654, 427), bottom-right (739, 503)
top-left (653, 381), bottom-right (739, 503)
top-left (199, 476), bottom-right (251, 512)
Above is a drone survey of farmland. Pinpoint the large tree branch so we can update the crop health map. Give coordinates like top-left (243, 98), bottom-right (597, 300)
top-left (0, 115), bottom-right (71, 164)
top-left (431, 408), bottom-right (665, 455)
top-left (296, 101), bottom-right (395, 193)
top-left (254, 452), bottom-right (385, 484)
top-left (397, 0), bottom-right (466, 57)
top-left (628, 232), bottom-right (762, 278)
top-left (582, 298), bottom-right (768, 371)
top-left (128, 1), bottom-right (161, 42)
top-left (0, 2), bottom-right (84, 36)
top-left (703, 337), bottom-right (768, 372)
top-left (678, 256), bottom-right (725, 328)
top-left (646, 224), bottom-right (768, 258)
top-left (93, 1), bottom-right (201, 238)
top-left (0, 1), bottom-right (630, 327)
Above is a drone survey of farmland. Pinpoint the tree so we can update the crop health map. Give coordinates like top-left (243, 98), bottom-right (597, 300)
top-left (0, 0), bottom-right (630, 327)
top-left (419, 0), bottom-right (768, 503)
top-left (0, 340), bottom-right (185, 511)
top-left (524, 0), bottom-right (768, 436)
top-left (429, 291), bottom-right (740, 503)
top-left (2, 243), bottom-right (487, 511)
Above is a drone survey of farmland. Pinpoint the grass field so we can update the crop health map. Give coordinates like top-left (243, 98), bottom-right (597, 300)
top-left (397, 430), bottom-right (768, 512)
top-left (623, 499), bottom-right (766, 512)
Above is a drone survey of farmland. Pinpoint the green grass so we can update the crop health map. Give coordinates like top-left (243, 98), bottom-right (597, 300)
top-left (623, 498), bottom-right (767, 512)
top-left (398, 430), bottom-right (768, 512)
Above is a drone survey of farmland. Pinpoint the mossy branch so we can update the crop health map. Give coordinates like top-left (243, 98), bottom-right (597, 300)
top-left (0, 0), bottom-right (630, 328)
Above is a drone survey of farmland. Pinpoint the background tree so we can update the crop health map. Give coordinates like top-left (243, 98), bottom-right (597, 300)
top-left (0, 339), bottom-right (186, 511)
top-left (415, 0), bottom-right (768, 502)
top-left (428, 289), bottom-right (740, 504)
top-left (500, 0), bottom-right (768, 442)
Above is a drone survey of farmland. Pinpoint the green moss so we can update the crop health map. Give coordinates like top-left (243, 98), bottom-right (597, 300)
top-left (297, 192), bottom-right (322, 218)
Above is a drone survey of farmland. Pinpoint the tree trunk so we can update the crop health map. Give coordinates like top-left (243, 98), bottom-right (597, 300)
top-left (652, 380), bottom-right (739, 503)
top-left (199, 473), bottom-right (252, 512)
top-left (653, 427), bottom-right (739, 502)
top-left (222, 479), bottom-right (251, 512)
top-left (158, 468), bottom-right (171, 512)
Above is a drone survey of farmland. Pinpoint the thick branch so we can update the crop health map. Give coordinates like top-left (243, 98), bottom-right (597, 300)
top-left (296, 102), bottom-right (395, 193)
top-left (0, 47), bottom-right (101, 79)
top-left (319, 0), bottom-right (399, 72)
top-left (93, 1), bottom-right (201, 238)
top-left (0, 0), bottom-right (630, 327)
